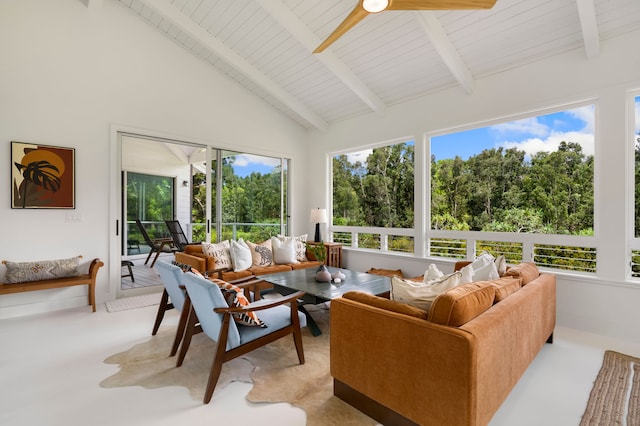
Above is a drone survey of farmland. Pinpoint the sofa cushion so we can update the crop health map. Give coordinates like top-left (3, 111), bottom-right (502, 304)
top-left (390, 273), bottom-right (462, 311)
top-left (247, 240), bottom-right (273, 267)
top-left (271, 236), bottom-right (298, 264)
top-left (229, 238), bottom-right (252, 272)
top-left (504, 262), bottom-right (540, 285)
top-left (3, 256), bottom-right (82, 284)
top-left (486, 276), bottom-right (522, 302)
top-left (428, 282), bottom-right (496, 326)
top-left (342, 291), bottom-right (428, 320)
top-left (367, 267), bottom-right (404, 278)
top-left (202, 240), bottom-right (232, 270)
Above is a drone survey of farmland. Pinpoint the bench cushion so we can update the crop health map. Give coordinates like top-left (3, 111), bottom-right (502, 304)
top-left (3, 256), bottom-right (81, 284)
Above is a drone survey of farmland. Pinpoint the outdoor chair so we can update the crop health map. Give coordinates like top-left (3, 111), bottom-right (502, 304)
top-left (135, 219), bottom-right (177, 267)
top-left (164, 220), bottom-right (201, 252)
top-left (177, 271), bottom-right (306, 403)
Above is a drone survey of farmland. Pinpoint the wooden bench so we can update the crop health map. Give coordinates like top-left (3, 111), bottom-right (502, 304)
top-left (0, 258), bottom-right (104, 312)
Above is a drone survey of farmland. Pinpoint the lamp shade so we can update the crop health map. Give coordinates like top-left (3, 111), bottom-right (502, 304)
top-left (310, 208), bottom-right (328, 224)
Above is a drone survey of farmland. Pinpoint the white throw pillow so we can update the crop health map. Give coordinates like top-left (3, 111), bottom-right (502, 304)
top-left (391, 272), bottom-right (462, 311)
top-left (472, 261), bottom-right (500, 281)
top-left (271, 236), bottom-right (298, 265)
top-left (230, 238), bottom-right (252, 272)
top-left (201, 240), bottom-right (232, 270)
top-left (470, 251), bottom-right (494, 270)
top-left (494, 255), bottom-right (507, 276)
top-left (277, 234), bottom-right (308, 262)
top-left (423, 263), bottom-right (444, 283)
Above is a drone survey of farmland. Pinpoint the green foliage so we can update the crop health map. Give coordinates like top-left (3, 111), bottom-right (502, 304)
top-left (429, 142), bottom-right (593, 235)
top-left (332, 143), bottom-right (414, 228)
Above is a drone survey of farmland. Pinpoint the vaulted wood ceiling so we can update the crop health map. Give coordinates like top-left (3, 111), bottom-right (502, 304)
top-left (113, 0), bottom-right (640, 130)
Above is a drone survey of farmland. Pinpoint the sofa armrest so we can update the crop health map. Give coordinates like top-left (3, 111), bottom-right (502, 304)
top-left (330, 297), bottom-right (476, 426)
top-left (174, 251), bottom-right (207, 272)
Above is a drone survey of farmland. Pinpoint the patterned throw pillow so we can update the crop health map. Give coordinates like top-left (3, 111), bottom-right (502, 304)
top-left (277, 234), bottom-right (308, 262)
top-left (202, 240), bottom-right (232, 270)
top-left (210, 278), bottom-right (266, 328)
top-left (247, 240), bottom-right (273, 267)
top-left (3, 256), bottom-right (82, 284)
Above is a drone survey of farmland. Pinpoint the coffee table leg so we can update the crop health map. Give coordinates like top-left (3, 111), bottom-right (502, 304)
top-left (298, 305), bottom-right (322, 337)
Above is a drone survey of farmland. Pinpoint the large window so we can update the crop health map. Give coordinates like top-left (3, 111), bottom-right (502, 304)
top-left (191, 151), bottom-right (289, 243)
top-left (430, 105), bottom-right (596, 271)
top-left (332, 140), bottom-right (415, 253)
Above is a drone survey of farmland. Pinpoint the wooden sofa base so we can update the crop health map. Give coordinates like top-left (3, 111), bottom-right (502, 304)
top-left (0, 258), bottom-right (104, 312)
top-left (334, 379), bottom-right (418, 426)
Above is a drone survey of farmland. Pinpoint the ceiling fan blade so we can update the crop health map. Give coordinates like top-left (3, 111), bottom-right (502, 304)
top-left (313, 4), bottom-right (370, 53)
top-left (387, 0), bottom-right (497, 10)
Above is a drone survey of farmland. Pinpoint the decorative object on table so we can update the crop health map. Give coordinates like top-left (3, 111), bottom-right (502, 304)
top-left (315, 264), bottom-right (332, 282)
top-left (331, 270), bottom-right (346, 281)
top-left (11, 141), bottom-right (75, 209)
top-left (309, 208), bottom-right (328, 242)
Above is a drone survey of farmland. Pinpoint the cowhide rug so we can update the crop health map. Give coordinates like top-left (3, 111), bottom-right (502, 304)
top-left (100, 304), bottom-right (376, 426)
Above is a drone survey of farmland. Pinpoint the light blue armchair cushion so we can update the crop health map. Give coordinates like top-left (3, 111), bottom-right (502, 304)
top-left (237, 300), bottom-right (307, 345)
top-left (156, 261), bottom-right (187, 312)
top-left (181, 272), bottom-right (307, 350)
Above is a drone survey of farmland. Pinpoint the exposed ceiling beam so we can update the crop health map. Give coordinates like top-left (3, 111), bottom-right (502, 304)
top-left (81, 0), bottom-right (103, 9)
top-left (416, 11), bottom-right (474, 95)
top-left (576, 0), bottom-right (600, 59)
top-left (164, 143), bottom-right (189, 163)
top-left (138, 0), bottom-right (328, 131)
top-left (256, 0), bottom-right (386, 116)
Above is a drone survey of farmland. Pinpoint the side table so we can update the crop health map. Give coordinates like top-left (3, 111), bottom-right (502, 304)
top-left (308, 242), bottom-right (343, 268)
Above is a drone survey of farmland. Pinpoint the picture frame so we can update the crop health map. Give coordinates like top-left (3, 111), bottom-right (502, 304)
top-left (11, 141), bottom-right (75, 209)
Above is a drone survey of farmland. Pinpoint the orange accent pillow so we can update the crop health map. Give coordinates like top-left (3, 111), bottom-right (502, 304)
top-left (342, 291), bottom-right (428, 320)
top-left (209, 277), bottom-right (266, 328)
top-left (504, 262), bottom-right (539, 285)
top-left (428, 282), bottom-right (496, 327)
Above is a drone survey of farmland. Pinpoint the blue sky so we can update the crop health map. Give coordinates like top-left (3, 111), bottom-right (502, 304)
top-left (232, 153), bottom-right (282, 177)
top-left (431, 105), bottom-right (595, 161)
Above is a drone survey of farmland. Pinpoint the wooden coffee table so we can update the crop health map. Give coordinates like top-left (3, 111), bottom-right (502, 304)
top-left (258, 267), bottom-right (390, 336)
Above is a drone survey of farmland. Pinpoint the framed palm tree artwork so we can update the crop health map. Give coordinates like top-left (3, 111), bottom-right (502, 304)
top-left (11, 142), bottom-right (75, 209)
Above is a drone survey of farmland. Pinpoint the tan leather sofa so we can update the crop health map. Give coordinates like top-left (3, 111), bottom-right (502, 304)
top-left (174, 244), bottom-right (320, 282)
top-left (330, 263), bottom-right (556, 426)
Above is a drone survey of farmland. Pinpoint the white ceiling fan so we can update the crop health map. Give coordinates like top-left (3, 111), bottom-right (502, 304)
top-left (313, 0), bottom-right (498, 53)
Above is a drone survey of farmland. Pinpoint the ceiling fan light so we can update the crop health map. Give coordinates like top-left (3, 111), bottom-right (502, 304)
top-left (362, 0), bottom-right (389, 13)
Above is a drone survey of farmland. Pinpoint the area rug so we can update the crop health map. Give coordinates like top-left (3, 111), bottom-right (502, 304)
top-left (100, 304), bottom-right (377, 426)
top-left (105, 293), bottom-right (161, 312)
top-left (580, 350), bottom-right (640, 425)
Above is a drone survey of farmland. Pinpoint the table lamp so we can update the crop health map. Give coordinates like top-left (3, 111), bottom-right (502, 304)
top-left (310, 208), bottom-right (328, 242)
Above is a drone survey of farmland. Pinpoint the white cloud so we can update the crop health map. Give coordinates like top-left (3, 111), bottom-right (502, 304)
top-left (567, 105), bottom-right (595, 133)
top-left (491, 117), bottom-right (549, 137)
top-left (233, 154), bottom-right (280, 168)
top-left (346, 149), bottom-right (372, 166)
top-left (501, 130), bottom-right (594, 158)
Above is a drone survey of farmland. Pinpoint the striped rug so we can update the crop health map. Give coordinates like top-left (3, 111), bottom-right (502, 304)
top-left (581, 350), bottom-right (640, 425)
top-left (105, 293), bottom-right (162, 312)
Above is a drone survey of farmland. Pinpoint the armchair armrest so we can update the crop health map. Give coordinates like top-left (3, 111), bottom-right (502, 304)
top-left (214, 290), bottom-right (304, 314)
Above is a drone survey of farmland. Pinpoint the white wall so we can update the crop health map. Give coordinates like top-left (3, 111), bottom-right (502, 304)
top-left (0, 0), bottom-right (309, 317)
top-left (307, 29), bottom-right (640, 342)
